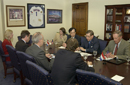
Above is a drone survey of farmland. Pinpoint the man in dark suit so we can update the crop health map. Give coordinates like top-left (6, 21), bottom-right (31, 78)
top-left (51, 38), bottom-right (95, 85)
top-left (80, 30), bottom-right (99, 53)
top-left (63, 28), bottom-right (81, 47)
top-left (26, 32), bottom-right (54, 72)
top-left (15, 30), bottom-right (30, 52)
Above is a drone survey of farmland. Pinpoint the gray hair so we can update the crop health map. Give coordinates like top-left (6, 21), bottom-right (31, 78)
top-left (113, 30), bottom-right (122, 37)
top-left (32, 32), bottom-right (43, 43)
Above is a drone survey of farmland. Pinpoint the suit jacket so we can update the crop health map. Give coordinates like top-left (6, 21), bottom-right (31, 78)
top-left (25, 44), bottom-right (54, 72)
top-left (81, 36), bottom-right (99, 53)
top-left (67, 34), bottom-right (81, 46)
top-left (103, 39), bottom-right (130, 60)
top-left (51, 49), bottom-right (95, 85)
top-left (2, 39), bottom-right (13, 61)
top-left (15, 40), bottom-right (29, 52)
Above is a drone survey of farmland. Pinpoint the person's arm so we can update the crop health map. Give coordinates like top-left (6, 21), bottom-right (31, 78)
top-left (116, 44), bottom-right (130, 60)
top-left (75, 54), bottom-right (95, 72)
top-left (36, 51), bottom-right (54, 72)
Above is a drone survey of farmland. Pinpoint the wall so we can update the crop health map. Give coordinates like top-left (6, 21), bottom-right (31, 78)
top-left (0, 0), bottom-right (4, 41)
top-left (65, 0), bottom-right (130, 39)
top-left (1, 0), bottom-right (67, 46)
top-left (1, 0), bottom-right (130, 46)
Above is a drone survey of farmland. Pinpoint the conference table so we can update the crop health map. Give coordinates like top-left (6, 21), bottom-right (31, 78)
top-left (41, 43), bottom-right (130, 85)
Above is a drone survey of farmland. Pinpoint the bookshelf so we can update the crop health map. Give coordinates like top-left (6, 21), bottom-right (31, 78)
top-left (104, 4), bottom-right (130, 41)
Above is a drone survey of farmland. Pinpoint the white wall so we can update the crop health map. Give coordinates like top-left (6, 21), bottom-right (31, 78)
top-left (1, 0), bottom-right (67, 46)
top-left (1, 0), bottom-right (130, 46)
top-left (66, 0), bottom-right (130, 40)
top-left (0, 0), bottom-right (4, 41)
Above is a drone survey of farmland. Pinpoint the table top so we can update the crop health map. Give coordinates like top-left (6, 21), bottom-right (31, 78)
top-left (41, 43), bottom-right (130, 85)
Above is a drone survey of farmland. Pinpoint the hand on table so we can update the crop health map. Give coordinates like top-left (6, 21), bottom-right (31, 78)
top-left (80, 47), bottom-right (86, 51)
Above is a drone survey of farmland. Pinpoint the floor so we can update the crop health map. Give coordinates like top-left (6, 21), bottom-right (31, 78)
top-left (0, 57), bottom-right (21, 85)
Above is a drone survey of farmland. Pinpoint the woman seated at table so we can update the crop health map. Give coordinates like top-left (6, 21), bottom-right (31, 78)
top-left (53, 27), bottom-right (67, 46)
top-left (2, 29), bottom-right (13, 61)
top-left (51, 38), bottom-right (95, 85)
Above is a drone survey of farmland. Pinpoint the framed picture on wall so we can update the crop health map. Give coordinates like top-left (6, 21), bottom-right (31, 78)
top-left (47, 9), bottom-right (62, 23)
top-left (27, 3), bottom-right (45, 29)
top-left (6, 5), bottom-right (26, 27)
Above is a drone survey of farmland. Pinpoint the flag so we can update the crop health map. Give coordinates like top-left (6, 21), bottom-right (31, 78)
top-left (52, 39), bottom-right (53, 44)
top-left (100, 52), bottom-right (107, 61)
top-left (47, 40), bottom-right (49, 45)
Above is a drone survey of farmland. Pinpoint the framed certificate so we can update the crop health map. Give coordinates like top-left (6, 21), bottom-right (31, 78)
top-left (27, 4), bottom-right (45, 29)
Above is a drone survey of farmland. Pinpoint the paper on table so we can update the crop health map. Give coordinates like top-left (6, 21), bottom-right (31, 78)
top-left (50, 54), bottom-right (55, 59)
top-left (111, 75), bottom-right (124, 82)
top-left (58, 46), bottom-right (65, 49)
top-left (80, 52), bottom-right (92, 56)
top-left (75, 51), bottom-right (81, 53)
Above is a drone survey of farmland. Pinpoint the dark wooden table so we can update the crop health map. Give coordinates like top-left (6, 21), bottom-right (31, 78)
top-left (41, 44), bottom-right (130, 85)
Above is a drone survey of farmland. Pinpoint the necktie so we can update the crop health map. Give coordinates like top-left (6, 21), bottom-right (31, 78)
top-left (114, 43), bottom-right (118, 55)
top-left (88, 41), bottom-right (90, 48)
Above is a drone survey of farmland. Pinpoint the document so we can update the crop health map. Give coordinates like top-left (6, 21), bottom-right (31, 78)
top-left (111, 75), bottom-right (124, 82)
top-left (75, 51), bottom-right (92, 56)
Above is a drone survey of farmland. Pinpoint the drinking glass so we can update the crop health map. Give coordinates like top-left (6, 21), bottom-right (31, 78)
top-left (84, 55), bottom-right (88, 60)
top-left (93, 51), bottom-right (97, 59)
top-left (126, 56), bottom-right (130, 65)
top-left (45, 45), bottom-right (49, 51)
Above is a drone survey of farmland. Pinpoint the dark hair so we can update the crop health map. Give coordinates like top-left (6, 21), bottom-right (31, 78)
top-left (66, 38), bottom-right (79, 52)
top-left (60, 27), bottom-right (66, 35)
top-left (21, 30), bottom-right (30, 38)
top-left (86, 30), bottom-right (94, 36)
top-left (68, 28), bottom-right (76, 33)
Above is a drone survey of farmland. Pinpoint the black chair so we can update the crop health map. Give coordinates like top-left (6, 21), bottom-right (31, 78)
top-left (76, 69), bottom-right (122, 85)
top-left (98, 39), bottom-right (107, 54)
top-left (0, 40), bottom-right (13, 78)
top-left (6, 45), bottom-right (24, 85)
top-left (26, 60), bottom-right (54, 85)
top-left (16, 51), bottom-right (36, 85)
top-left (17, 35), bottom-right (32, 45)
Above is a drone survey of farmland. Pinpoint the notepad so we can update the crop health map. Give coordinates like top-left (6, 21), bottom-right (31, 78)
top-left (111, 75), bottom-right (124, 82)
top-left (80, 52), bottom-right (92, 56)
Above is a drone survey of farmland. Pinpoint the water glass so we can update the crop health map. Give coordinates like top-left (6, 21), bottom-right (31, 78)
top-left (126, 56), bottom-right (130, 65)
top-left (45, 45), bottom-right (49, 51)
top-left (93, 51), bottom-right (97, 59)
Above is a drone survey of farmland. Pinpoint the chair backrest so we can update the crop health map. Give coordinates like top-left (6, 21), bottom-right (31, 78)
top-left (16, 51), bottom-right (36, 80)
top-left (17, 35), bottom-right (32, 45)
top-left (0, 40), bottom-right (5, 56)
top-left (98, 39), bottom-right (107, 54)
top-left (26, 60), bottom-right (50, 85)
top-left (76, 69), bottom-right (122, 85)
top-left (6, 45), bottom-right (21, 71)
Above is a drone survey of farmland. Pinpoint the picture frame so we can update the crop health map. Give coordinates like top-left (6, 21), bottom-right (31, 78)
top-left (6, 5), bottom-right (26, 27)
top-left (27, 3), bottom-right (45, 29)
top-left (47, 9), bottom-right (62, 23)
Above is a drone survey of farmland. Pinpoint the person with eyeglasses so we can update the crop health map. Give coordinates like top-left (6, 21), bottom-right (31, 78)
top-left (80, 30), bottom-right (99, 53)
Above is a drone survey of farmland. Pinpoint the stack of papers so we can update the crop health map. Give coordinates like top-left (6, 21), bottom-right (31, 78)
top-left (75, 51), bottom-right (92, 56)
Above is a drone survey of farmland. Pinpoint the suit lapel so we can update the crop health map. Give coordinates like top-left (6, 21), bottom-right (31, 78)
top-left (117, 39), bottom-right (124, 54)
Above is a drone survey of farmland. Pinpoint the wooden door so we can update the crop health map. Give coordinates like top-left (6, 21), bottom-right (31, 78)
top-left (72, 3), bottom-right (88, 36)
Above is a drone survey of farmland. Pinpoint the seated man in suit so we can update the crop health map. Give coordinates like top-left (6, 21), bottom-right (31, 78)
top-left (80, 30), bottom-right (99, 53)
top-left (26, 32), bottom-right (54, 72)
top-left (51, 38), bottom-right (95, 85)
top-left (103, 30), bottom-right (130, 60)
top-left (15, 30), bottom-right (30, 52)
top-left (63, 27), bottom-right (81, 47)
